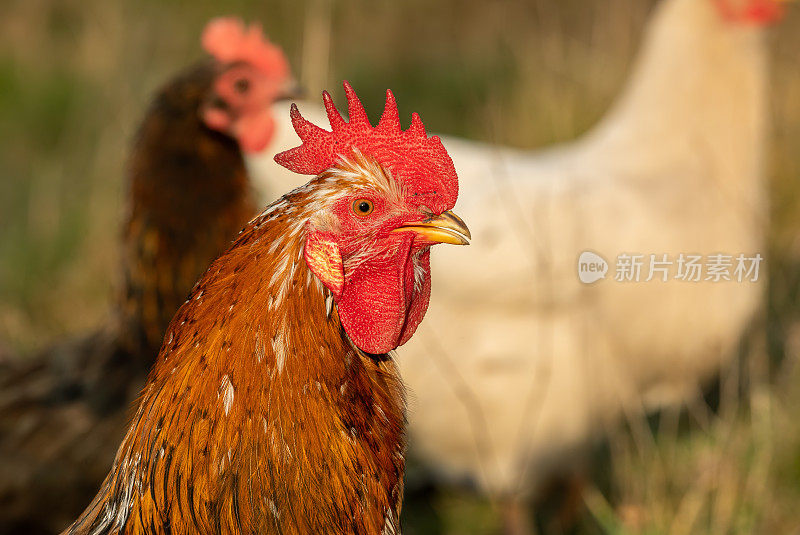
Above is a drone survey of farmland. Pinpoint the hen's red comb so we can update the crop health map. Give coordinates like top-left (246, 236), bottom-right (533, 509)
top-left (202, 17), bottom-right (289, 79)
top-left (274, 81), bottom-right (458, 212)
top-left (714, 0), bottom-right (785, 25)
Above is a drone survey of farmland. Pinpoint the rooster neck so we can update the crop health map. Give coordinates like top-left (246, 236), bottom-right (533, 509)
top-left (68, 195), bottom-right (405, 535)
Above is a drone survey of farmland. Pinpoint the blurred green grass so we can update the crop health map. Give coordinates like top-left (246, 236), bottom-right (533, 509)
top-left (0, 0), bottom-right (798, 533)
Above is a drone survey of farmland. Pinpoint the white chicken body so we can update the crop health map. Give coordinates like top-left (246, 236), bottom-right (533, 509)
top-left (249, 0), bottom-right (769, 496)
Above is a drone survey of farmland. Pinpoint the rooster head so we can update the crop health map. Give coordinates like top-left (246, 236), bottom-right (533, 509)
top-left (201, 17), bottom-right (294, 153)
top-left (713, 0), bottom-right (792, 25)
top-left (274, 81), bottom-right (470, 354)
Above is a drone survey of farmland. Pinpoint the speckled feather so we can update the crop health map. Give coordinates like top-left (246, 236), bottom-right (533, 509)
top-left (65, 161), bottom-right (408, 535)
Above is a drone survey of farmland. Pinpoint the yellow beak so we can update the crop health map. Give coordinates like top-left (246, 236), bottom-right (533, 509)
top-left (392, 210), bottom-right (471, 246)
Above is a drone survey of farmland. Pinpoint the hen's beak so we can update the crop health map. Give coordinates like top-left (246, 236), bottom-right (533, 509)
top-left (393, 210), bottom-right (471, 246)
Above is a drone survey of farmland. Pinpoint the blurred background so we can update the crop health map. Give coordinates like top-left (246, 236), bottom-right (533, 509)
top-left (1, 0), bottom-right (799, 533)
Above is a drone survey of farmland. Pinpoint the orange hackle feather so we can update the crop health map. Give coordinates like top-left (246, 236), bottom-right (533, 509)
top-left (64, 159), bottom-right (407, 535)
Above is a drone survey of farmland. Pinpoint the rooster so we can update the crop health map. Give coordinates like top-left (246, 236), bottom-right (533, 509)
top-left (0, 19), bottom-right (292, 534)
top-left (63, 82), bottom-right (469, 535)
top-left (247, 0), bottom-right (789, 526)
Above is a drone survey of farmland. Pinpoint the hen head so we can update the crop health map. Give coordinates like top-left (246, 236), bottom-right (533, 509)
top-left (713, 0), bottom-right (791, 25)
top-left (201, 17), bottom-right (292, 152)
top-left (275, 81), bottom-right (470, 354)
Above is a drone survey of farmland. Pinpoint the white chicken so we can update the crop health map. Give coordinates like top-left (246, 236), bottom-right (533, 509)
top-left (248, 0), bottom-right (782, 508)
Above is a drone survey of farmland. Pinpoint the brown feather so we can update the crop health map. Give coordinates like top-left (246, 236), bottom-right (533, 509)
top-left (120, 61), bottom-right (256, 357)
top-left (66, 163), bottom-right (407, 535)
top-left (0, 61), bottom-right (255, 534)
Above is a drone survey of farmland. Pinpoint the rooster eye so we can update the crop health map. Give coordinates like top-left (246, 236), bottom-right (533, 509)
top-left (233, 78), bottom-right (250, 94)
top-left (352, 199), bottom-right (374, 217)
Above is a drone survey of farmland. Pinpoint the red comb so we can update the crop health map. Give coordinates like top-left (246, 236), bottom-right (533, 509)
top-left (202, 17), bottom-right (289, 79)
top-left (274, 81), bottom-right (459, 212)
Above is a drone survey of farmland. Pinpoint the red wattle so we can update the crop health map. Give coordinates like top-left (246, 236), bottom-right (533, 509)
top-left (336, 237), bottom-right (431, 354)
top-left (398, 249), bottom-right (431, 347)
